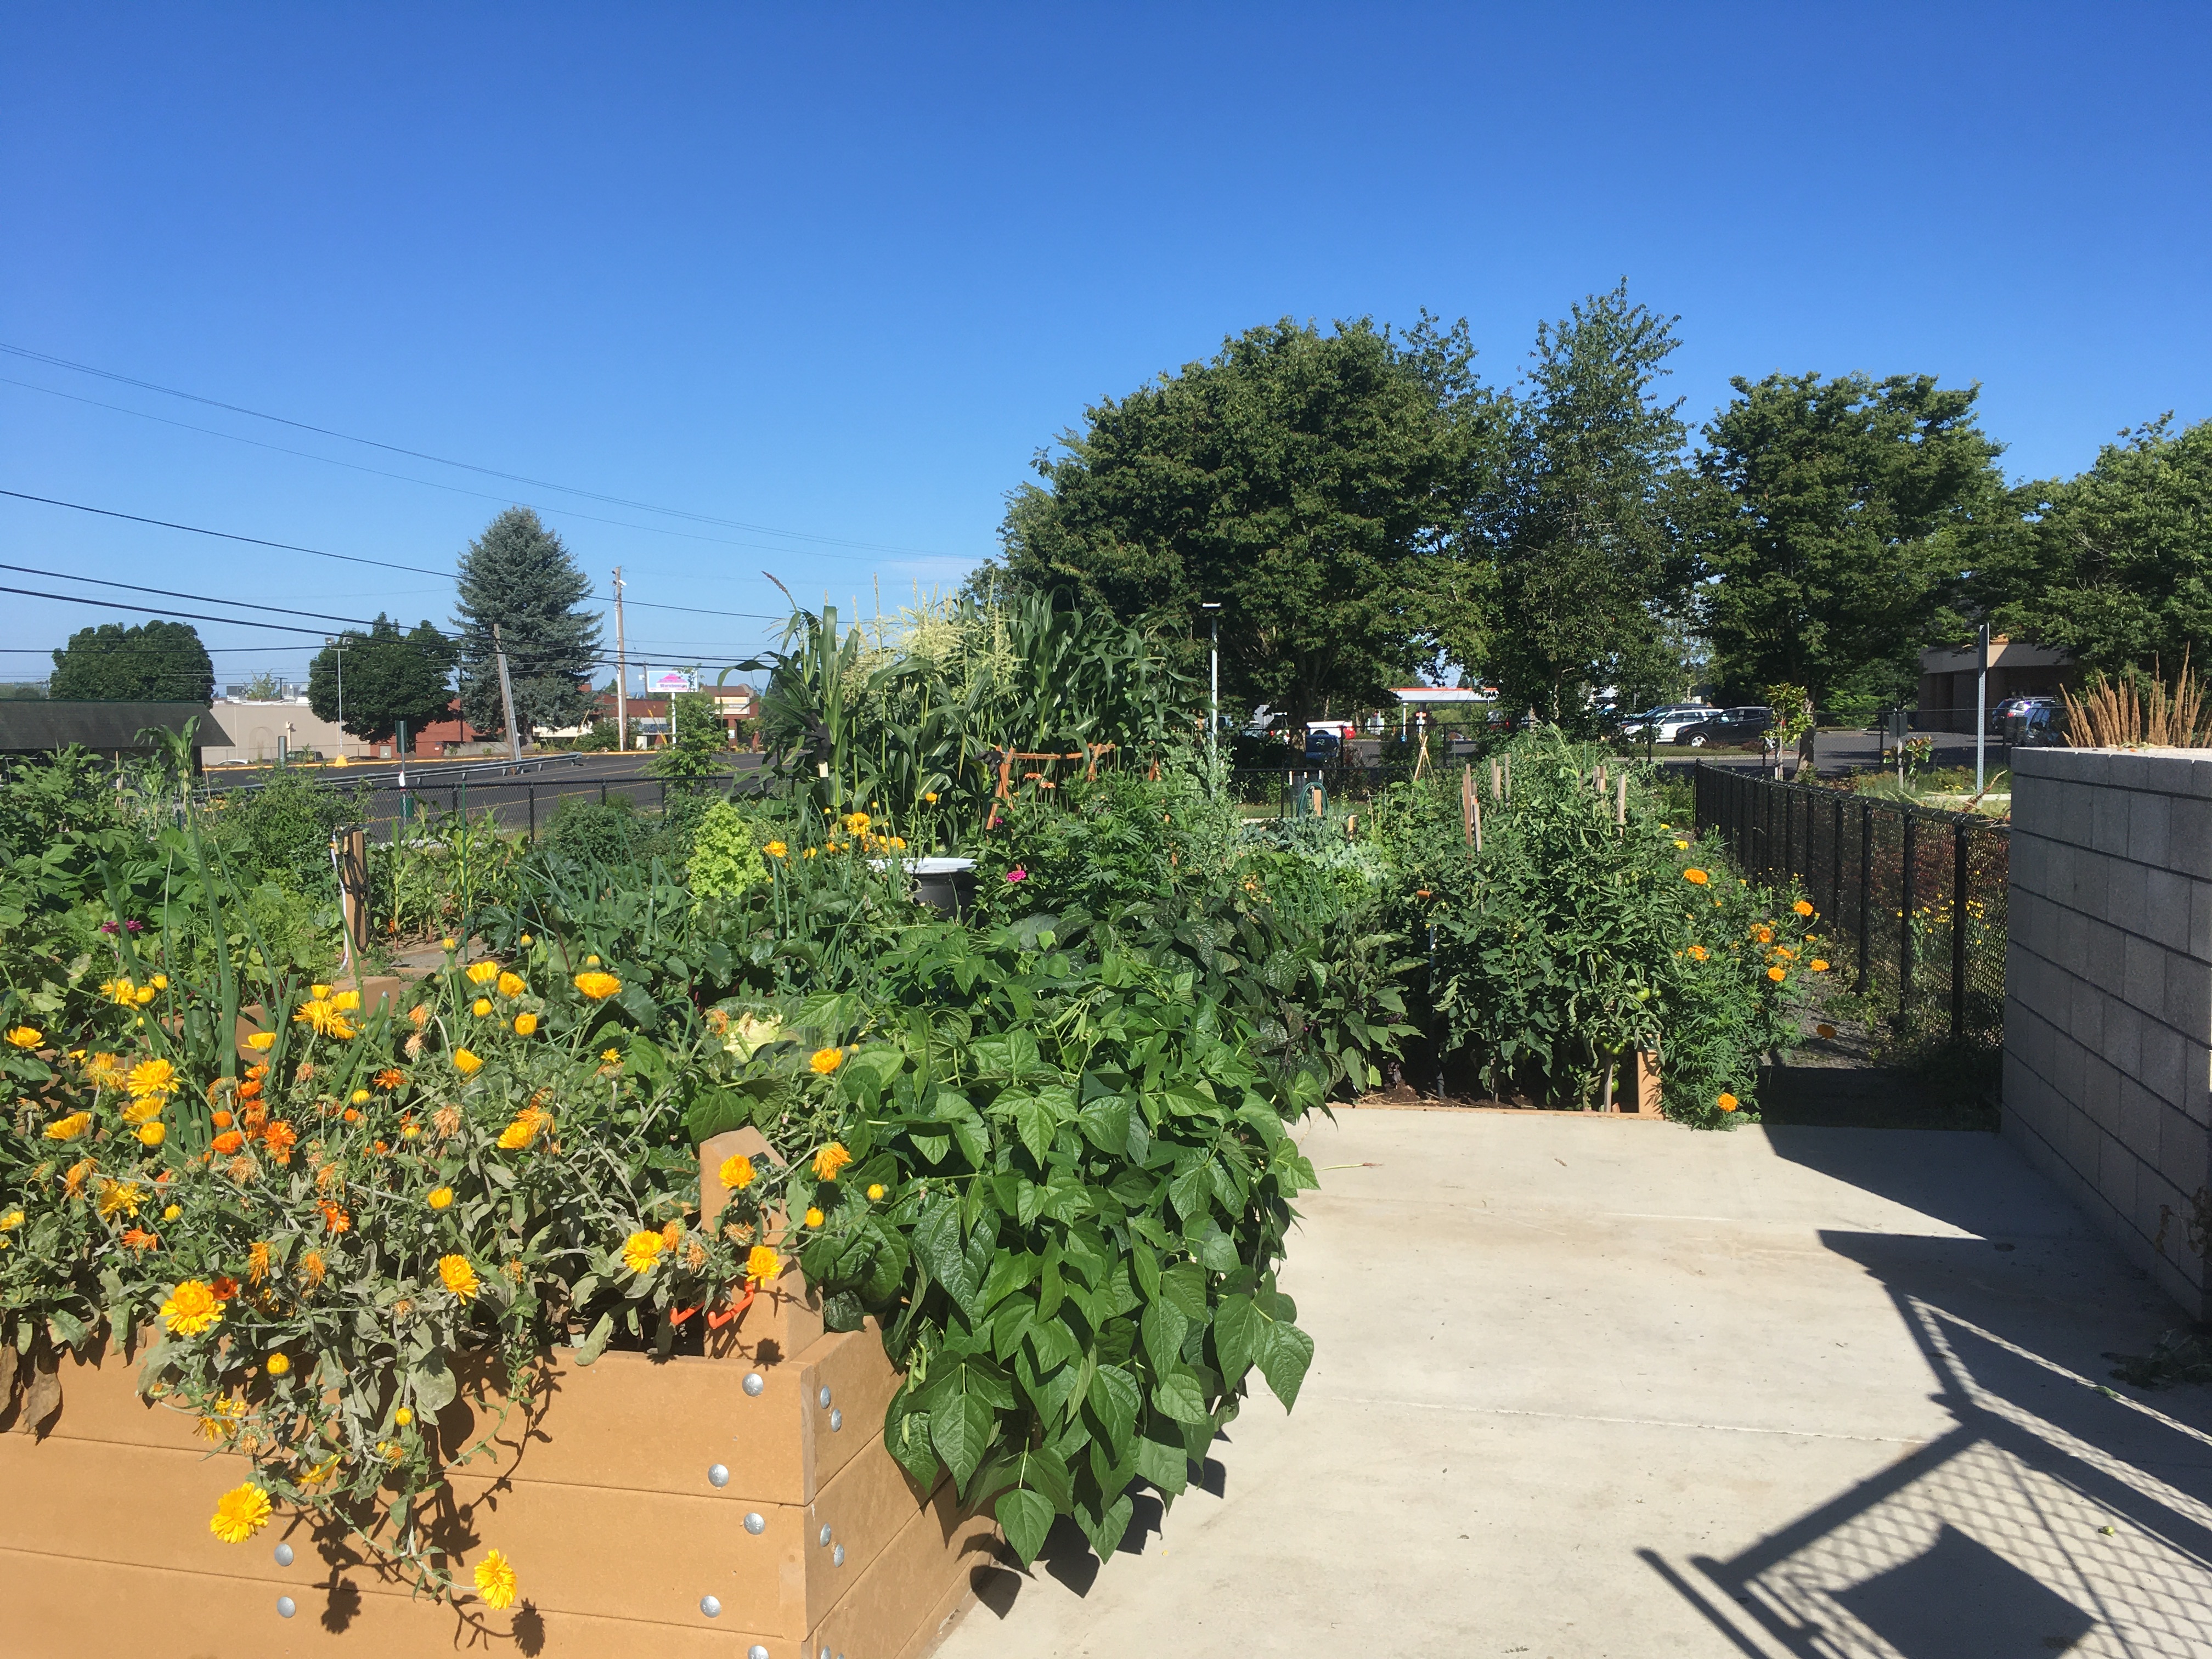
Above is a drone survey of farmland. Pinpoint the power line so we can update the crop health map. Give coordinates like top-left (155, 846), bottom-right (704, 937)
top-left (0, 342), bottom-right (954, 558)
top-left (0, 374), bottom-right (919, 567)
top-left (0, 487), bottom-right (791, 623)
top-left (0, 561), bottom-right (380, 629)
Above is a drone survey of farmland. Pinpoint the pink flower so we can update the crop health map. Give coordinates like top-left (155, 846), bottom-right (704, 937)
top-left (1006, 866), bottom-right (1028, 883)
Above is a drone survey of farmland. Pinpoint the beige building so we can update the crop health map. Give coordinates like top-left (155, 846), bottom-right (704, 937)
top-left (199, 699), bottom-right (410, 765)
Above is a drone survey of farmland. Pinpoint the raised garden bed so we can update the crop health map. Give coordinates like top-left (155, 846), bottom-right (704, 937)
top-left (0, 1133), bottom-right (1000, 1659)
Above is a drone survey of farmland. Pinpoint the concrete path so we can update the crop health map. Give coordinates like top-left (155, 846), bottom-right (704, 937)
top-left (936, 1108), bottom-right (2212, 1659)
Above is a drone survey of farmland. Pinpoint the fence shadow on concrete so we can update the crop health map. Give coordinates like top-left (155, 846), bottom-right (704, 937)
top-left (1642, 1223), bottom-right (2212, 1657)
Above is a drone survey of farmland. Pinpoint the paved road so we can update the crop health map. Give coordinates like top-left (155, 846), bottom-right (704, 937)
top-left (933, 1108), bottom-right (2209, 1658)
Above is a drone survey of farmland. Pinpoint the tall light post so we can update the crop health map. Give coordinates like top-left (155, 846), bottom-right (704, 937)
top-left (1200, 602), bottom-right (1222, 780)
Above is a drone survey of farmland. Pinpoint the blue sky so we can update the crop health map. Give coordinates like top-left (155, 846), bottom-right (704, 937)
top-left (2, 3), bottom-right (2205, 689)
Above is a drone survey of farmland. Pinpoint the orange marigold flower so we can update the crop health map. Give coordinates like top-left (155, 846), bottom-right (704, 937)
top-left (121, 1227), bottom-right (158, 1252)
top-left (212, 1274), bottom-right (241, 1299)
top-left (1792, 899), bottom-right (1814, 917)
top-left (1717, 1092), bottom-right (1739, 1113)
top-left (319, 1201), bottom-right (352, 1234)
top-left (439, 1254), bottom-right (480, 1300)
top-left (300, 1249), bottom-right (326, 1289)
top-left (1688, 945), bottom-right (1708, 961)
top-left (1811, 958), bottom-right (1831, 973)
top-left (212, 1130), bottom-right (245, 1154)
top-left (212, 1110), bottom-right (235, 1128)
top-left (375, 1068), bottom-right (407, 1091)
top-left (1767, 966), bottom-right (1787, 983)
top-left (262, 1121), bottom-right (297, 1163)
top-left (811, 1142), bottom-right (853, 1182)
top-left (1683, 868), bottom-right (1710, 885)
top-left (809, 1047), bottom-right (844, 1076)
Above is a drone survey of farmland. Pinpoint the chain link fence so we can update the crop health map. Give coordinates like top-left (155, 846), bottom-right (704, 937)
top-left (1692, 762), bottom-right (2007, 1049)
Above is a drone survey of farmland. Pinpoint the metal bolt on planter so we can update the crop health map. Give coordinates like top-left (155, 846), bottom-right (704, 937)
top-left (709, 1464), bottom-right (730, 1488)
top-left (744, 1512), bottom-right (766, 1534)
top-left (743, 1372), bottom-right (766, 1396)
top-left (273, 1543), bottom-right (294, 1567)
top-left (832, 1544), bottom-right (845, 1567)
top-left (818, 1386), bottom-right (833, 1408)
top-left (276, 1597), bottom-right (296, 1619)
top-left (820, 1525), bottom-right (833, 1546)
top-left (701, 1596), bottom-right (721, 1618)
top-left (829, 1408), bottom-right (843, 1431)
top-left (751, 1645), bottom-right (772, 1659)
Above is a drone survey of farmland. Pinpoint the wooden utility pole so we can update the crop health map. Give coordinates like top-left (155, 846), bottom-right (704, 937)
top-left (613, 567), bottom-right (629, 752)
top-left (492, 623), bottom-right (523, 764)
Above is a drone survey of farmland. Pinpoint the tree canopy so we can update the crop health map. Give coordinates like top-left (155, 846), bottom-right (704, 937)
top-left (1692, 372), bottom-right (2005, 706)
top-left (1970, 415), bottom-right (2212, 676)
top-left (48, 620), bottom-right (215, 703)
top-left (1486, 284), bottom-right (1691, 722)
top-left (306, 616), bottom-right (457, 742)
top-left (453, 508), bottom-right (602, 738)
top-left (996, 315), bottom-right (1505, 724)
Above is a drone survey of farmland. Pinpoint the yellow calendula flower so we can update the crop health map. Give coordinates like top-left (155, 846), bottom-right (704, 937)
top-left (573, 971), bottom-right (621, 1001)
top-left (765, 840), bottom-right (788, 859)
top-left (452, 1049), bottom-right (483, 1076)
top-left (43, 1111), bottom-right (91, 1142)
top-left (311, 983), bottom-right (332, 999)
top-left (811, 1142), bottom-right (853, 1182)
top-left (0, 1208), bottom-right (25, 1240)
top-left (473, 1549), bottom-right (519, 1611)
top-left (803, 847), bottom-right (818, 859)
top-left (438, 1254), bottom-right (480, 1301)
top-left (497, 1113), bottom-right (547, 1150)
top-left (294, 998), bottom-right (358, 1040)
top-left (394, 1407), bottom-right (414, 1426)
top-left (496, 971), bottom-right (527, 998)
top-left (600, 1047), bottom-right (622, 1065)
top-left (923, 791), bottom-right (939, 804)
top-left (467, 960), bottom-right (501, 985)
top-left (209, 1482), bottom-right (272, 1544)
top-left (804, 1207), bottom-right (825, 1228)
top-left (96, 1178), bottom-right (145, 1219)
top-left (512, 1012), bottom-right (538, 1036)
top-left (472, 998), bottom-right (494, 1018)
top-left (428, 1186), bottom-right (454, 1210)
top-left (245, 1031), bottom-right (276, 1052)
top-left (866, 1183), bottom-right (886, 1202)
top-left (138, 1120), bottom-right (166, 1147)
top-left (620, 1229), bottom-right (665, 1274)
top-left (810, 1047), bottom-right (843, 1076)
top-left (5, 1024), bottom-right (43, 1049)
top-left (718, 1153), bottom-right (756, 1190)
top-left (441, 936), bottom-right (459, 952)
top-left (351, 1088), bottom-right (371, 1104)
top-left (745, 1244), bottom-right (781, 1284)
top-left (265, 1352), bottom-right (290, 1376)
top-left (99, 977), bottom-right (138, 1006)
top-left (298, 1452), bottom-right (341, 1487)
top-left (161, 1279), bottom-right (225, 1336)
top-left (86, 1051), bottom-right (127, 1088)
top-left (127, 1057), bottom-right (177, 1100)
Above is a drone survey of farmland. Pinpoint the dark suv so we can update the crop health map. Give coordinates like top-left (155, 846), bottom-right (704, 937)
top-left (1673, 706), bottom-right (1774, 747)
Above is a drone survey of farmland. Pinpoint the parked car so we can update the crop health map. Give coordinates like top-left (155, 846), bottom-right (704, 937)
top-left (1621, 703), bottom-right (1716, 743)
top-left (1991, 695), bottom-right (2060, 735)
top-left (1302, 727), bottom-right (1342, 761)
top-left (1673, 706), bottom-right (1774, 747)
top-left (2008, 701), bottom-right (2068, 746)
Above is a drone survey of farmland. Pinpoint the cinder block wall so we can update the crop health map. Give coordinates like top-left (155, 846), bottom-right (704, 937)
top-left (2006, 747), bottom-right (2212, 1316)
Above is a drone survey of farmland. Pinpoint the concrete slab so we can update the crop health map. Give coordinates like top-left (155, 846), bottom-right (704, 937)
top-left (936, 1109), bottom-right (2212, 1659)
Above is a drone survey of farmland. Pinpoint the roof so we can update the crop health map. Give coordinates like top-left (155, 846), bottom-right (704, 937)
top-left (1920, 640), bottom-right (2073, 673)
top-left (0, 702), bottom-right (232, 752)
top-left (1391, 687), bottom-right (1485, 704)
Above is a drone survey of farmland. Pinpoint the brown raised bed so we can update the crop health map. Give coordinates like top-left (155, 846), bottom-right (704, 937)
top-left (0, 1134), bottom-right (999, 1658)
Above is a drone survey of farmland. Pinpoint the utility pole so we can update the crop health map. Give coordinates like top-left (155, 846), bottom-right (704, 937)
top-left (613, 566), bottom-right (629, 753)
top-left (492, 623), bottom-right (523, 764)
top-left (1975, 622), bottom-right (1991, 795)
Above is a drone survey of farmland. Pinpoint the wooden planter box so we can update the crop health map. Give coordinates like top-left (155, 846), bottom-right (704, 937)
top-left (0, 1135), bottom-right (998, 1657)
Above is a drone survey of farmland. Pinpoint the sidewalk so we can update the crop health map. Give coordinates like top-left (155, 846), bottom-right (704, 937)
top-left (935, 1108), bottom-right (2212, 1658)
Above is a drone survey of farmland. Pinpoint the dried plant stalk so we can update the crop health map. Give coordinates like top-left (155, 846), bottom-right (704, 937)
top-left (2063, 652), bottom-right (2209, 748)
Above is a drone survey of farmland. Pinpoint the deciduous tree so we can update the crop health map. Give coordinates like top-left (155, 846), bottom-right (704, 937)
top-left (307, 616), bottom-right (457, 742)
top-left (48, 620), bottom-right (215, 702)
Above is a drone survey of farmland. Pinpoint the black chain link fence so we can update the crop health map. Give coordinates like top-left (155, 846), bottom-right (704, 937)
top-left (1692, 763), bottom-right (2007, 1050)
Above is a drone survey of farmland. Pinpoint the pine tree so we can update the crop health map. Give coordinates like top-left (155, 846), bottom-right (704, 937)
top-left (452, 509), bottom-right (603, 738)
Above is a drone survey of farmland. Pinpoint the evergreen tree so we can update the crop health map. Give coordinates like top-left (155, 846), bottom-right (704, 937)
top-left (452, 509), bottom-right (603, 738)
top-left (307, 616), bottom-right (457, 741)
top-left (48, 620), bottom-right (215, 702)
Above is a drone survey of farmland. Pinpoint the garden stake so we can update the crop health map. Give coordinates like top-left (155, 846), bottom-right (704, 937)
top-left (1616, 772), bottom-right (1627, 828)
top-left (1489, 758), bottom-right (1502, 802)
top-left (1461, 764), bottom-right (1474, 845)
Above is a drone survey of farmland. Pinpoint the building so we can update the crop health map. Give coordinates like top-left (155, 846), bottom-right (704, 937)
top-left (1916, 638), bottom-right (2078, 732)
top-left (591, 683), bottom-right (760, 748)
top-left (0, 702), bottom-right (232, 769)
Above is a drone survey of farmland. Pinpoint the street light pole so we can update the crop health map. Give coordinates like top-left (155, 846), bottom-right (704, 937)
top-left (613, 566), bottom-right (629, 753)
top-left (1975, 622), bottom-right (1991, 795)
top-left (1201, 602), bottom-right (1222, 781)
